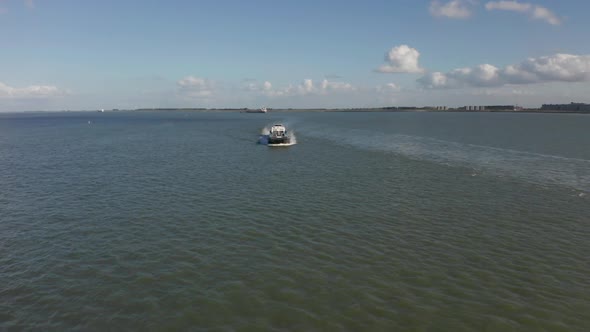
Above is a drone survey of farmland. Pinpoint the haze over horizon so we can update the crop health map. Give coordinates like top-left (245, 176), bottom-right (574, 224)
top-left (2, 0), bottom-right (590, 112)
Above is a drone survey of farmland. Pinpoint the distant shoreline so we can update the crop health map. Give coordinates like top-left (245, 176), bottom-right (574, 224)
top-left (8, 108), bottom-right (590, 114)
top-left (324, 108), bottom-right (590, 114)
top-left (132, 108), bottom-right (590, 114)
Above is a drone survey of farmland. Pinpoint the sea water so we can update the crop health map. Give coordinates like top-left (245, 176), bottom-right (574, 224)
top-left (1, 110), bottom-right (589, 330)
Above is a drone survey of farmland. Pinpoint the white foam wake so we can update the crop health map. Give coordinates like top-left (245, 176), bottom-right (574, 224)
top-left (298, 125), bottom-right (590, 192)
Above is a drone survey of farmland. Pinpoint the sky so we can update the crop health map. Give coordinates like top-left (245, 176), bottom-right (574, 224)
top-left (1, 0), bottom-right (590, 111)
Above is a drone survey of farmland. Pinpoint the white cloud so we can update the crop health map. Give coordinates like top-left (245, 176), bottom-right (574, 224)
top-left (418, 72), bottom-right (449, 89)
top-left (0, 81), bottom-right (67, 99)
top-left (485, 0), bottom-right (530, 12)
top-left (320, 79), bottom-right (354, 93)
top-left (449, 63), bottom-right (502, 87)
top-left (485, 1), bottom-right (561, 25)
top-left (418, 53), bottom-right (590, 89)
top-left (242, 82), bottom-right (259, 92)
top-left (376, 83), bottom-right (401, 93)
top-left (301, 79), bottom-right (314, 93)
top-left (243, 78), bottom-right (355, 98)
top-left (242, 80), bottom-right (276, 95)
top-left (516, 54), bottom-right (590, 82)
top-left (385, 83), bottom-right (399, 90)
top-left (376, 45), bottom-right (425, 74)
top-left (290, 78), bottom-right (355, 95)
top-left (429, 0), bottom-right (474, 19)
top-left (531, 6), bottom-right (560, 26)
top-left (177, 76), bottom-right (214, 98)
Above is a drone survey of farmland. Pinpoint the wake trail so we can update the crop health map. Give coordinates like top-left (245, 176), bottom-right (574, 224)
top-left (298, 125), bottom-right (590, 193)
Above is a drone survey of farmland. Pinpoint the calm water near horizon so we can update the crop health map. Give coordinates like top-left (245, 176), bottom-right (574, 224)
top-left (1, 111), bottom-right (589, 331)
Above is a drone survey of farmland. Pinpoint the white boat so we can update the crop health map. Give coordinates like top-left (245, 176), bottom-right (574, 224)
top-left (267, 124), bottom-right (292, 146)
top-left (245, 107), bottom-right (267, 113)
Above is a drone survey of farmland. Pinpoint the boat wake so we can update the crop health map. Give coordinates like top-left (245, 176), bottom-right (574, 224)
top-left (297, 125), bottom-right (590, 192)
top-left (267, 141), bottom-right (297, 147)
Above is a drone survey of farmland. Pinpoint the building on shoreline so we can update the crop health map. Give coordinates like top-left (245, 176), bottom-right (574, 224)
top-left (457, 105), bottom-right (520, 111)
top-left (541, 102), bottom-right (590, 112)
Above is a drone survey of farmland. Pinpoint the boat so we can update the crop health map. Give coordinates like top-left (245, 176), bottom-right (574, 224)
top-left (245, 107), bottom-right (267, 113)
top-left (267, 124), bottom-right (291, 146)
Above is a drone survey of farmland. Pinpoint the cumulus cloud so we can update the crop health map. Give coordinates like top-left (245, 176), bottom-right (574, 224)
top-left (376, 45), bottom-right (425, 74)
top-left (282, 79), bottom-right (354, 96)
top-left (418, 53), bottom-right (590, 89)
top-left (531, 6), bottom-right (561, 26)
top-left (385, 83), bottom-right (399, 90)
top-left (485, 1), bottom-right (561, 25)
top-left (242, 81), bottom-right (262, 92)
top-left (177, 76), bottom-right (214, 98)
top-left (429, 0), bottom-right (474, 19)
top-left (0, 82), bottom-right (67, 99)
top-left (485, 0), bottom-right (530, 12)
top-left (418, 72), bottom-right (449, 89)
top-left (291, 78), bottom-right (355, 95)
top-left (301, 79), bottom-right (314, 94)
top-left (247, 78), bottom-right (355, 98)
top-left (319, 79), bottom-right (354, 93)
top-left (376, 83), bottom-right (401, 93)
top-left (242, 80), bottom-right (274, 93)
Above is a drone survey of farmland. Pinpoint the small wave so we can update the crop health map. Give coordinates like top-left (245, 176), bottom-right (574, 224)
top-left (288, 131), bottom-right (297, 145)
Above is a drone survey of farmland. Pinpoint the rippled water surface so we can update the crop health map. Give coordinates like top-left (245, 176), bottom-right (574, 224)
top-left (1, 111), bottom-right (589, 331)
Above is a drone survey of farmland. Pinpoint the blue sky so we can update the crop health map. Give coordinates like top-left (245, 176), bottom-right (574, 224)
top-left (1, 0), bottom-right (590, 111)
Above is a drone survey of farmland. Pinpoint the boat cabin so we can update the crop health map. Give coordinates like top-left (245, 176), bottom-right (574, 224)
top-left (269, 124), bottom-right (287, 137)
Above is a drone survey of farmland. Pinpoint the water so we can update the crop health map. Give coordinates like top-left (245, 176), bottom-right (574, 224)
top-left (1, 111), bottom-right (589, 331)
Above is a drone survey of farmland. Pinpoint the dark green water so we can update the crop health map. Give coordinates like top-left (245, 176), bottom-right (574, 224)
top-left (1, 111), bottom-right (589, 331)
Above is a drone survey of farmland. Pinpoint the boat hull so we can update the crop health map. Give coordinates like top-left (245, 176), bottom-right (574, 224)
top-left (267, 143), bottom-right (294, 147)
top-left (267, 137), bottom-right (290, 145)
